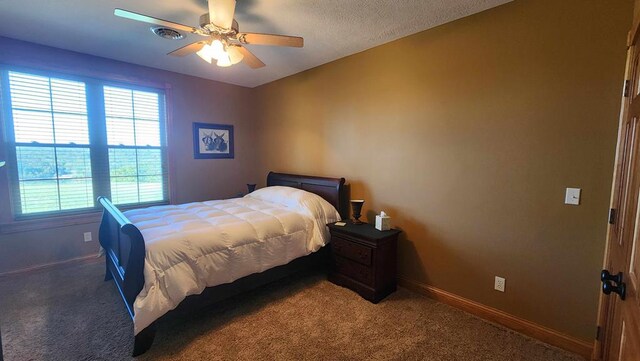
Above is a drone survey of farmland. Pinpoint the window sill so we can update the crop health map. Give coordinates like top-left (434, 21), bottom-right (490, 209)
top-left (0, 211), bottom-right (103, 234)
top-left (0, 201), bottom-right (170, 234)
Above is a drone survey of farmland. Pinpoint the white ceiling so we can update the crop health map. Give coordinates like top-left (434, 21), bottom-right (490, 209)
top-left (0, 0), bottom-right (511, 88)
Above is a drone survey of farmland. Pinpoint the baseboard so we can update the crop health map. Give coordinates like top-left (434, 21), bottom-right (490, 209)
top-left (398, 277), bottom-right (594, 360)
top-left (0, 254), bottom-right (101, 279)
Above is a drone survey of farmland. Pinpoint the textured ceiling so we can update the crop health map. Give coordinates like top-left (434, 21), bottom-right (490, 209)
top-left (0, 0), bottom-right (511, 88)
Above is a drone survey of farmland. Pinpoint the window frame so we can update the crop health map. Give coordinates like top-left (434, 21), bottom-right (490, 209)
top-left (101, 82), bottom-right (169, 208)
top-left (0, 65), bottom-right (173, 227)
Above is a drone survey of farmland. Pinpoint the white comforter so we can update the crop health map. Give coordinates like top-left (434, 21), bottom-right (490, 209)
top-left (123, 186), bottom-right (340, 334)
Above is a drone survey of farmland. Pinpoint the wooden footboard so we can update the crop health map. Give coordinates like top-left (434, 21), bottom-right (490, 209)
top-left (97, 197), bottom-right (155, 355)
top-left (98, 197), bottom-right (145, 316)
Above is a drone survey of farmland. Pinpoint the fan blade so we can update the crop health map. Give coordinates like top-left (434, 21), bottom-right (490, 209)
top-left (168, 41), bottom-right (207, 56)
top-left (114, 9), bottom-right (197, 34)
top-left (237, 33), bottom-right (303, 48)
top-left (208, 0), bottom-right (236, 30)
top-left (236, 46), bottom-right (265, 69)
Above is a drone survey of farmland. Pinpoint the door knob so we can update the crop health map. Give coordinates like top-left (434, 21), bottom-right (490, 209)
top-left (601, 270), bottom-right (623, 285)
top-left (602, 280), bottom-right (626, 300)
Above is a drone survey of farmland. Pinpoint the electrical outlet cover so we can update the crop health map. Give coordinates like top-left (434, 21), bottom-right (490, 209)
top-left (84, 232), bottom-right (92, 242)
top-left (494, 276), bottom-right (505, 292)
top-left (565, 188), bottom-right (581, 205)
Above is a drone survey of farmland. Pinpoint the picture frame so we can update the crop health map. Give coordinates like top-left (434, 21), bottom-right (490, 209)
top-left (193, 122), bottom-right (234, 159)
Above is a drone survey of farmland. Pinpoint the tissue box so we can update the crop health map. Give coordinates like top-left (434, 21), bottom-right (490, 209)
top-left (375, 215), bottom-right (391, 231)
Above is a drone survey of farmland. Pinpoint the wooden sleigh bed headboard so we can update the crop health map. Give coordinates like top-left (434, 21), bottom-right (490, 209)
top-left (267, 171), bottom-right (348, 219)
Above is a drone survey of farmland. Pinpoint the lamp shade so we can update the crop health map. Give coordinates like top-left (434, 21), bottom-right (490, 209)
top-left (227, 46), bottom-right (244, 65)
top-left (210, 39), bottom-right (225, 60)
top-left (196, 44), bottom-right (213, 64)
top-left (216, 52), bottom-right (232, 67)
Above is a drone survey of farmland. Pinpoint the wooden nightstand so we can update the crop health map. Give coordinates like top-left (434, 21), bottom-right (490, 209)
top-left (327, 222), bottom-right (401, 303)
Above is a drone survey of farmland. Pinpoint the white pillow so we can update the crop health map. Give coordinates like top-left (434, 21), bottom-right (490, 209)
top-left (245, 186), bottom-right (341, 246)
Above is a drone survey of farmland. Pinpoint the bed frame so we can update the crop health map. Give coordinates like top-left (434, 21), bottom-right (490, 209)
top-left (98, 172), bottom-right (347, 356)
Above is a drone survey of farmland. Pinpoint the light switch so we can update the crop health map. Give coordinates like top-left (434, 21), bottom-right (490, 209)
top-left (565, 188), bottom-right (581, 205)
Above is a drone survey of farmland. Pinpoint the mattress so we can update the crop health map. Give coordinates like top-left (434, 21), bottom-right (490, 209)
top-left (124, 186), bottom-right (340, 334)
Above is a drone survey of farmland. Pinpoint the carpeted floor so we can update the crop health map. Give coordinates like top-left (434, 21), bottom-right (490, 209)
top-left (0, 260), bottom-right (583, 361)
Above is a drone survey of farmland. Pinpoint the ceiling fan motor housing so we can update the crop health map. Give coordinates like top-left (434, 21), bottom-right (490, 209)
top-left (199, 13), bottom-right (239, 34)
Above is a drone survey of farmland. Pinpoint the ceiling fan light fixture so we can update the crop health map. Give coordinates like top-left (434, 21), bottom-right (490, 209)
top-left (210, 39), bottom-right (225, 60)
top-left (227, 46), bottom-right (244, 65)
top-left (196, 44), bottom-right (213, 64)
top-left (216, 52), bottom-right (232, 67)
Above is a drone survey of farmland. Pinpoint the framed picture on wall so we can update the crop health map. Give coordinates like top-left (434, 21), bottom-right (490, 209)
top-left (193, 122), bottom-right (234, 159)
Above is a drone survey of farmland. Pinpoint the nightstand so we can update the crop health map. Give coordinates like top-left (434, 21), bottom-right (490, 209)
top-left (327, 222), bottom-right (401, 303)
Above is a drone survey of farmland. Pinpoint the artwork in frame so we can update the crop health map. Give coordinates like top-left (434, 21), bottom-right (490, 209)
top-left (193, 122), bottom-right (234, 159)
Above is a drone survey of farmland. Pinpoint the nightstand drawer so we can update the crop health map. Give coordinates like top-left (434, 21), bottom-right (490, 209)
top-left (334, 256), bottom-right (373, 286)
top-left (332, 236), bottom-right (372, 266)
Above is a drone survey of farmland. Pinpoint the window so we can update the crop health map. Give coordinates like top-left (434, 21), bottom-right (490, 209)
top-left (104, 86), bottom-right (164, 205)
top-left (1, 69), bottom-right (168, 217)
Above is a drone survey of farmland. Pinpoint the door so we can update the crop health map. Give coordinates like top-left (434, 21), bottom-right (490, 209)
top-left (595, 2), bottom-right (640, 360)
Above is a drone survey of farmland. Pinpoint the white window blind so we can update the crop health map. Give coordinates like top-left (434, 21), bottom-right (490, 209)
top-left (2, 70), bottom-right (168, 217)
top-left (8, 72), bottom-right (93, 214)
top-left (104, 86), bottom-right (165, 205)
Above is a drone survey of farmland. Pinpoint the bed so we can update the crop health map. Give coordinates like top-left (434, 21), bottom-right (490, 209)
top-left (98, 172), bottom-right (347, 356)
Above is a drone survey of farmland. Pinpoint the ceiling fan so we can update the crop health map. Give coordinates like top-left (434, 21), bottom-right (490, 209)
top-left (114, 0), bottom-right (304, 69)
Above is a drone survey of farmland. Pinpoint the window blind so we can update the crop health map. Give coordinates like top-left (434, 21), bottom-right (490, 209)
top-left (104, 86), bottom-right (166, 205)
top-left (3, 70), bottom-right (168, 217)
top-left (8, 72), bottom-right (93, 214)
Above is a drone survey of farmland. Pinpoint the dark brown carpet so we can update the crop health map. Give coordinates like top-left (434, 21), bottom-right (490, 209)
top-left (0, 260), bottom-right (583, 361)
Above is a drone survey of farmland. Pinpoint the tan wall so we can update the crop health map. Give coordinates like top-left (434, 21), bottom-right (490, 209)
top-left (254, 0), bottom-right (632, 340)
top-left (0, 0), bottom-right (632, 342)
top-left (0, 37), bottom-right (260, 274)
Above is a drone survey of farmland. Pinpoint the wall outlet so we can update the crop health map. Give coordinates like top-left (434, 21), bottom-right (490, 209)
top-left (83, 232), bottom-right (92, 242)
top-left (494, 276), bottom-right (506, 292)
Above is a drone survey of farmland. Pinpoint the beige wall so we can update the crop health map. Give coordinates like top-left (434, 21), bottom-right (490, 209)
top-left (0, 0), bottom-right (633, 343)
top-left (253, 0), bottom-right (632, 340)
top-left (0, 37), bottom-right (260, 274)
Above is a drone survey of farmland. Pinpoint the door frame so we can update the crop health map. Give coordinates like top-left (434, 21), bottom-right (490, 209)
top-left (593, 12), bottom-right (640, 361)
